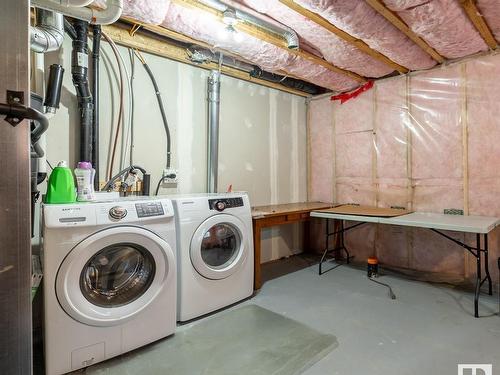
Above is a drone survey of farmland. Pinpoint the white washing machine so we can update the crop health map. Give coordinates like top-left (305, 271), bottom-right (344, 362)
top-left (171, 193), bottom-right (254, 322)
top-left (42, 198), bottom-right (177, 375)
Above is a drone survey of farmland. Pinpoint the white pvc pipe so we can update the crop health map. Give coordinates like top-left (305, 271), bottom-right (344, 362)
top-left (31, 0), bottom-right (122, 25)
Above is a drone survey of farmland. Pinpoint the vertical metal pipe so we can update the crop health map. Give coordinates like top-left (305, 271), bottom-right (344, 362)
top-left (207, 70), bottom-right (221, 193)
top-left (0, 1), bottom-right (32, 373)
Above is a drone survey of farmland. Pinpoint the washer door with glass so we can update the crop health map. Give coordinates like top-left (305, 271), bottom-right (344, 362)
top-left (190, 214), bottom-right (248, 280)
top-left (56, 226), bottom-right (174, 327)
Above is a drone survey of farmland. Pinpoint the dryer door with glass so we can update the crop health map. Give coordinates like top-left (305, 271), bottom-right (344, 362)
top-left (56, 226), bottom-right (175, 327)
top-left (190, 214), bottom-right (248, 280)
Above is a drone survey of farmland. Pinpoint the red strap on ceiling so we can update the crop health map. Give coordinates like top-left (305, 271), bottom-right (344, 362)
top-left (331, 81), bottom-right (374, 104)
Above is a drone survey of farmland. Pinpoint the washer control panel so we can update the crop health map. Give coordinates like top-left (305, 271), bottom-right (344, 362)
top-left (135, 201), bottom-right (165, 218)
top-left (209, 197), bottom-right (244, 211)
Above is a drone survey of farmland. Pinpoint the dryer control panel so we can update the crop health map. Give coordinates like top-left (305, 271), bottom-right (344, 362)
top-left (209, 197), bottom-right (244, 211)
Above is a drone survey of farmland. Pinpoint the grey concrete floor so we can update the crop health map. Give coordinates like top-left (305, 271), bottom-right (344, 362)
top-left (249, 260), bottom-right (500, 375)
top-left (36, 256), bottom-right (500, 375)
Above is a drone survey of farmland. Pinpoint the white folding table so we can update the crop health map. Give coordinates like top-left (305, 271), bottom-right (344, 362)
top-left (311, 210), bottom-right (500, 318)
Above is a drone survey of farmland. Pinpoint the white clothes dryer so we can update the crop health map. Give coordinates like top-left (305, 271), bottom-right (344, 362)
top-left (171, 193), bottom-right (254, 322)
top-left (42, 198), bottom-right (176, 375)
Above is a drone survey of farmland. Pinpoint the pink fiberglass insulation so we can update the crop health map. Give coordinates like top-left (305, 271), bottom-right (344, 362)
top-left (375, 78), bottom-right (407, 179)
top-left (333, 89), bottom-right (374, 134)
top-left (333, 87), bottom-right (374, 190)
top-left (383, 0), bottom-right (488, 59)
top-left (336, 177), bottom-right (376, 205)
top-left (293, 0), bottom-right (436, 70)
top-left (377, 179), bottom-right (408, 209)
top-left (308, 53), bottom-right (500, 281)
top-left (308, 97), bottom-right (333, 203)
top-left (283, 60), bottom-right (359, 92)
top-left (161, 2), bottom-right (359, 91)
top-left (409, 66), bottom-right (464, 213)
top-left (476, 0), bottom-right (500, 42)
top-left (376, 225), bottom-right (409, 267)
top-left (335, 132), bottom-right (373, 178)
top-left (411, 228), bottom-right (465, 274)
top-left (240, 0), bottom-right (393, 78)
top-left (93, 0), bottom-right (171, 25)
top-left (412, 179), bottom-right (464, 213)
top-left (333, 85), bottom-right (375, 206)
top-left (344, 222), bottom-right (376, 261)
top-left (466, 54), bottom-right (500, 218)
top-left (162, 3), bottom-right (291, 71)
top-left (381, 0), bottom-right (428, 10)
top-left (409, 65), bottom-right (463, 180)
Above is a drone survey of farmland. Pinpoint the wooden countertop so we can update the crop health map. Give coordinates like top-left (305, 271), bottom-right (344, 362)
top-left (251, 202), bottom-right (334, 219)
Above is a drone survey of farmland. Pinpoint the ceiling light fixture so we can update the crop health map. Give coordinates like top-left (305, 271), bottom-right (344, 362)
top-left (222, 9), bottom-right (238, 26)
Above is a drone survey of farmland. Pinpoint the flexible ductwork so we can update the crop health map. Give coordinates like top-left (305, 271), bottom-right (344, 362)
top-left (198, 0), bottom-right (299, 50)
top-left (207, 70), bottom-right (221, 194)
top-left (187, 46), bottom-right (255, 71)
top-left (30, 9), bottom-right (64, 53)
top-left (31, 0), bottom-right (123, 25)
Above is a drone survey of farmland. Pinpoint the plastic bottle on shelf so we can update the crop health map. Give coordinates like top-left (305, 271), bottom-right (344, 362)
top-left (45, 161), bottom-right (76, 204)
top-left (74, 161), bottom-right (96, 202)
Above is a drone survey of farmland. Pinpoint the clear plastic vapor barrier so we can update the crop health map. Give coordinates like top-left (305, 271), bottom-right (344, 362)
top-left (309, 53), bottom-right (500, 283)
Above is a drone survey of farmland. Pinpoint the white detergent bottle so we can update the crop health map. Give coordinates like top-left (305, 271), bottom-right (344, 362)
top-left (74, 161), bottom-right (96, 202)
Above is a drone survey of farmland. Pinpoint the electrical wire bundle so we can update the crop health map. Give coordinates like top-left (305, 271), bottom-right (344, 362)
top-left (100, 34), bottom-right (172, 195)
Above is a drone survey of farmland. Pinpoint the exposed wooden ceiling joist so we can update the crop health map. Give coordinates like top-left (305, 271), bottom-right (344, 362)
top-left (459, 0), bottom-right (497, 50)
top-left (365, 0), bottom-right (445, 64)
top-left (278, 0), bottom-right (409, 74)
top-left (125, 21), bottom-right (254, 69)
top-left (101, 24), bottom-right (310, 97)
top-left (171, 0), bottom-right (367, 83)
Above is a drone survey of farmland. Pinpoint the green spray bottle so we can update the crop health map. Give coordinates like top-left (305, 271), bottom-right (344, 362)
top-left (45, 161), bottom-right (76, 204)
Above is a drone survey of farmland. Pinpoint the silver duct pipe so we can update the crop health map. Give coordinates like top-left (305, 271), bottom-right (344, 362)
top-left (198, 0), bottom-right (299, 50)
top-left (207, 70), bottom-right (221, 193)
top-left (32, 0), bottom-right (122, 25)
top-left (30, 9), bottom-right (64, 53)
top-left (187, 46), bottom-right (255, 72)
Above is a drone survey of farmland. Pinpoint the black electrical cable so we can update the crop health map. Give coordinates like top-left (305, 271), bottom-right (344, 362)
top-left (368, 277), bottom-right (396, 300)
top-left (46, 160), bottom-right (54, 171)
top-left (140, 60), bottom-right (171, 169)
top-left (155, 176), bottom-right (165, 196)
top-left (154, 172), bottom-right (177, 195)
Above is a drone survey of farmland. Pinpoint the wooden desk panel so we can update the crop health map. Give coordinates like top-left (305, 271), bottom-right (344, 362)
top-left (252, 202), bottom-right (334, 290)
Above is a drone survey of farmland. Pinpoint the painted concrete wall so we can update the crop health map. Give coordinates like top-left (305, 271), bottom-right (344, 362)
top-left (35, 37), bottom-right (307, 262)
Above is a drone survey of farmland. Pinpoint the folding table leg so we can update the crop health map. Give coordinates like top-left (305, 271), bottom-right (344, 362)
top-left (474, 234), bottom-right (482, 318)
top-left (319, 219), bottom-right (329, 275)
top-left (341, 221), bottom-right (350, 264)
top-left (484, 233), bottom-right (493, 295)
